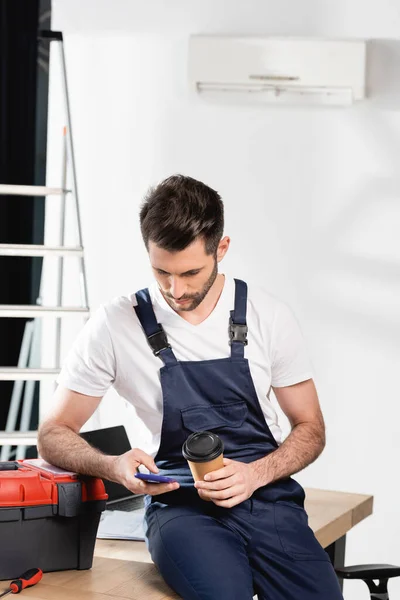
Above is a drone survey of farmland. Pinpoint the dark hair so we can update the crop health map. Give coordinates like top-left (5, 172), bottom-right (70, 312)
top-left (140, 174), bottom-right (224, 255)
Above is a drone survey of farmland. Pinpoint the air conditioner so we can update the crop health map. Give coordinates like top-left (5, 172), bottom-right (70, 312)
top-left (188, 36), bottom-right (367, 107)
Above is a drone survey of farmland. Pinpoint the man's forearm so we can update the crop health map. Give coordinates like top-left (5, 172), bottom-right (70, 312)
top-left (250, 420), bottom-right (326, 488)
top-left (38, 423), bottom-right (118, 481)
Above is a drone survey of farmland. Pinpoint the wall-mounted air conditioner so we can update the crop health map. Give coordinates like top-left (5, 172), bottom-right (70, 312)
top-left (188, 36), bottom-right (367, 107)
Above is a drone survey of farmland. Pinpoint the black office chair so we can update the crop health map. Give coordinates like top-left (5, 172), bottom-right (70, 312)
top-left (335, 564), bottom-right (400, 599)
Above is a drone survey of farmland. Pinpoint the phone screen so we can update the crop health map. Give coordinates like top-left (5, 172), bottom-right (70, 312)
top-left (135, 473), bottom-right (177, 484)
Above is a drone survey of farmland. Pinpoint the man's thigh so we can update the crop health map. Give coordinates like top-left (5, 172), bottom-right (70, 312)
top-left (249, 499), bottom-right (344, 600)
top-left (145, 504), bottom-right (254, 600)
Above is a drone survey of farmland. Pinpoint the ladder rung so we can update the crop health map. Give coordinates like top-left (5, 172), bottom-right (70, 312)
top-left (0, 306), bottom-right (90, 318)
top-left (0, 244), bottom-right (84, 257)
top-left (0, 432), bottom-right (38, 446)
top-left (0, 368), bottom-right (60, 381)
top-left (0, 184), bottom-right (71, 196)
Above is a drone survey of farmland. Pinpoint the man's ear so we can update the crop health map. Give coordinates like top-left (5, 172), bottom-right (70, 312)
top-left (216, 236), bottom-right (230, 263)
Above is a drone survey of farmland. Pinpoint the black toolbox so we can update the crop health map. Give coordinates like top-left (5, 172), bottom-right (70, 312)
top-left (0, 459), bottom-right (107, 579)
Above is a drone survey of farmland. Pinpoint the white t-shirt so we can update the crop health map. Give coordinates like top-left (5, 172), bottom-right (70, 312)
top-left (57, 276), bottom-right (313, 457)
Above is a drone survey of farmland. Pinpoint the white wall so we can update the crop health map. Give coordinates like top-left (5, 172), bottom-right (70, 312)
top-left (43, 2), bottom-right (400, 598)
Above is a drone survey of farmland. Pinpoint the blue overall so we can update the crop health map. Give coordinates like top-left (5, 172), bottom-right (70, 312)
top-left (134, 280), bottom-right (343, 600)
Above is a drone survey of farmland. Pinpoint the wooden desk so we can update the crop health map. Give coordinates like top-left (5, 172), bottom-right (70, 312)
top-left (17, 488), bottom-right (373, 600)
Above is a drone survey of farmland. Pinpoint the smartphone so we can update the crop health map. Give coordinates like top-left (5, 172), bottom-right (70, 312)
top-left (135, 473), bottom-right (177, 484)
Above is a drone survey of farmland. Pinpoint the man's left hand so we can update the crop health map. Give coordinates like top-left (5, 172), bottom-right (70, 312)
top-left (194, 458), bottom-right (261, 508)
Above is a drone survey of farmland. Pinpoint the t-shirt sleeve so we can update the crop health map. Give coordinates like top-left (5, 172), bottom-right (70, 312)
top-left (270, 302), bottom-right (314, 387)
top-left (57, 305), bottom-right (116, 397)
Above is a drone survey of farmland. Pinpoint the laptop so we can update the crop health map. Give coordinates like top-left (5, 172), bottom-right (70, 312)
top-left (80, 425), bottom-right (144, 512)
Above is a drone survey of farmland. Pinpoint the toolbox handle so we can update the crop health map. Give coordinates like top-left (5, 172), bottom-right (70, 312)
top-left (0, 461), bottom-right (19, 471)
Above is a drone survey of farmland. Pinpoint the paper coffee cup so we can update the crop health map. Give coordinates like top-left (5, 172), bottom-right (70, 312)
top-left (182, 431), bottom-right (224, 485)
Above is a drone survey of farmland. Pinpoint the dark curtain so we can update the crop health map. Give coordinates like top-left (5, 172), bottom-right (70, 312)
top-left (0, 0), bottom-right (49, 433)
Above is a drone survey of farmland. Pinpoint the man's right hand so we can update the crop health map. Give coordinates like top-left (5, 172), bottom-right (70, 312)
top-left (113, 448), bottom-right (180, 496)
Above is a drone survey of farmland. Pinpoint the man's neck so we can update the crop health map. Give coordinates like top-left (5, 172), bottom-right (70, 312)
top-left (178, 273), bottom-right (226, 325)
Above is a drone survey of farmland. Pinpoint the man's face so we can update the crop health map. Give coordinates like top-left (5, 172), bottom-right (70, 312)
top-left (149, 238), bottom-right (221, 312)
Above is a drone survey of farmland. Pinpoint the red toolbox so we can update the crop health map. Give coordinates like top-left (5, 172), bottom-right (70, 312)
top-left (0, 459), bottom-right (107, 580)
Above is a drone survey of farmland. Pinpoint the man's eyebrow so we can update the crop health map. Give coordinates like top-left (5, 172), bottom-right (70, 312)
top-left (181, 267), bottom-right (204, 275)
top-left (152, 266), bottom-right (204, 276)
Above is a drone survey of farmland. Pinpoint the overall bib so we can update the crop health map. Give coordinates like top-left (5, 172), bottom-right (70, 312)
top-left (134, 279), bottom-right (343, 600)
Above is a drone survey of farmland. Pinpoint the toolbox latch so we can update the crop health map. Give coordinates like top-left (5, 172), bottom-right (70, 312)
top-left (57, 482), bottom-right (82, 517)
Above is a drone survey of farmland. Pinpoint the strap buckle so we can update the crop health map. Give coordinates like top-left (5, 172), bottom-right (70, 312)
top-left (229, 318), bottom-right (248, 345)
top-left (147, 326), bottom-right (171, 356)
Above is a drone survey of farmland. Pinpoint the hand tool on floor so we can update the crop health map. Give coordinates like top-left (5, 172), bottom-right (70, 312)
top-left (0, 568), bottom-right (43, 597)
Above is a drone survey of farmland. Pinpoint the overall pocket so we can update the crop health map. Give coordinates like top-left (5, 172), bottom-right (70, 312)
top-left (273, 501), bottom-right (330, 561)
top-left (181, 401), bottom-right (248, 432)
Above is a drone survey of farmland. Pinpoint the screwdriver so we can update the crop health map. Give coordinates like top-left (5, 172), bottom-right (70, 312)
top-left (0, 569), bottom-right (43, 597)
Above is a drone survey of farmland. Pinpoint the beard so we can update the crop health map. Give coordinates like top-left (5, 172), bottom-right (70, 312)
top-left (164, 259), bottom-right (218, 312)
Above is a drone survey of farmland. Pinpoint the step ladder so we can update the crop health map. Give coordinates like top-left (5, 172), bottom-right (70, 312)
top-left (0, 31), bottom-right (89, 460)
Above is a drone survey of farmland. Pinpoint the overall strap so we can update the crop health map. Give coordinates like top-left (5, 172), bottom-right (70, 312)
top-left (134, 288), bottom-right (177, 367)
top-left (230, 279), bottom-right (248, 359)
